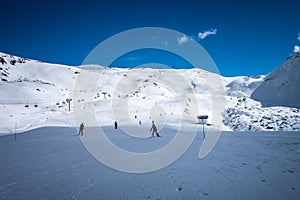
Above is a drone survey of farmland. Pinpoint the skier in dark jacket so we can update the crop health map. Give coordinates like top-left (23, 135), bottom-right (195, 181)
top-left (114, 121), bottom-right (118, 129)
top-left (78, 122), bottom-right (84, 136)
top-left (150, 121), bottom-right (160, 137)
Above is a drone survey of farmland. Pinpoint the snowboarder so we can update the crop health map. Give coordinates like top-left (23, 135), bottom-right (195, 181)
top-left (150, 121), bottom-right (160, 137)
top-left (114, 121), bottom-right (118, 129)
top-left (78, 122), bottom-right (84, 136)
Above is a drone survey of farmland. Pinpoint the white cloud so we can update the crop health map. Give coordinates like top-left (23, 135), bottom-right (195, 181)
top-left (177, 29), bottom-right (218, 45)
top-left (294, 45), bottom-right (300, 53)
top-left (198, 29), bottom-right (217, 39)
top-left (177, 35), bottom-right (189, 45)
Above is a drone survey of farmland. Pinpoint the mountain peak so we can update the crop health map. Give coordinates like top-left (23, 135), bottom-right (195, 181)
top-left (251, 51), bottom-right (300, 108)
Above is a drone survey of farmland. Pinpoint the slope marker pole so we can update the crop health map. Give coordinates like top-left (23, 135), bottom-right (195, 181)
top-left (14, 122), bottom-right (17, 141)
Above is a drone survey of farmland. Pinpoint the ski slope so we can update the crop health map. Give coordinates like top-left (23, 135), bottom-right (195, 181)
top-left (0, 52), bottom-right (299, 199)
top-left (0, 52), bottom-right (299, 134)
top-left (0, 127), bottom-right (299, 199)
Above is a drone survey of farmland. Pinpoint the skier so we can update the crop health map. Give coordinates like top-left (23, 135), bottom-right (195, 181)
top-left (78, 122), bottom-right (84, 136)
top-left (150, 121), bottom-right (160, 137)
top-left (114, 121), bottom-right (118, 129)
top-left (0, 57), bottom-right (7, 65)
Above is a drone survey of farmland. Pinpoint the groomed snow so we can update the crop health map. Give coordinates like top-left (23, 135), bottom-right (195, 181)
top-left (0, 127), bottom-right (299, 199)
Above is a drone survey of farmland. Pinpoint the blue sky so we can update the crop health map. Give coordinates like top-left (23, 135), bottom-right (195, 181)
top-left (0, 0), bottom-right (299, 76)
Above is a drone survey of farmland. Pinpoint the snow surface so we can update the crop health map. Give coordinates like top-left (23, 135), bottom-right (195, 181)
top-left (0, 52), bottom-right (299, 133)
top-left (1, 52), bottom-right (300, 199)
top-left (0, 127), bottom-right (299, 199)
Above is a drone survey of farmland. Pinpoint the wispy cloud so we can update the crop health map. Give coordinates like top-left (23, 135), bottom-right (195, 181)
top-left (177, 34), bottom-right (189, 45)
top-left (298, 31), bottom-right (300, 42)
top-left (294, 45), bottom-right (300, 53)
top-left (177, 28), bottom-right (218, 45)
top-left (198, 29), bottom-right (217, 39)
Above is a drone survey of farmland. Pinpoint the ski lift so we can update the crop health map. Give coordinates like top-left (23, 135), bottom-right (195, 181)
top-left (66, 98), bottom-right (72, 111)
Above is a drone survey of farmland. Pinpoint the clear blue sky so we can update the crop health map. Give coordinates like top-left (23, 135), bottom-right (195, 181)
top-left (0, 0), bottom-right (299, 76)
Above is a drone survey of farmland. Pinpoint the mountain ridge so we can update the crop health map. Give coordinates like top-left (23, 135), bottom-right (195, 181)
top-left (251, 52), bottom-right (300, 108)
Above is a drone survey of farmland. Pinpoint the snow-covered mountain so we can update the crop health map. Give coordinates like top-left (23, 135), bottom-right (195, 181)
top-left (223, 52), bottom-right (300, 131)
top-left (251, 52), bottom-right (300, 108)
top-left (0, 52), bottom-right (299, 134)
